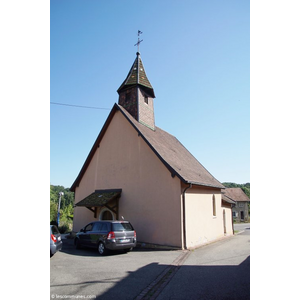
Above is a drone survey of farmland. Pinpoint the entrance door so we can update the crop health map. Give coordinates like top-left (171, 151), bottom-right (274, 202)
top-left (102, 210), bottom-right (113, 220)
top-left (223, 209), bottom-right (226, 234)
top-left (241, 211), bottom-right (244, 221)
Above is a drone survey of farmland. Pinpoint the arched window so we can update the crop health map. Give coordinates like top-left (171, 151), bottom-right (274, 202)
top-left (212, 195), bottom-right (216, 217)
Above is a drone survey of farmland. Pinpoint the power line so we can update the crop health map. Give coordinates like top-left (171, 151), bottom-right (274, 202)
top-left (50, 102), bottom-right (111, 110)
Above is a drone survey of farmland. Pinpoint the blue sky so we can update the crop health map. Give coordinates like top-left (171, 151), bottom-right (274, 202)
top-left (50, 0), bottom-right (250, 188)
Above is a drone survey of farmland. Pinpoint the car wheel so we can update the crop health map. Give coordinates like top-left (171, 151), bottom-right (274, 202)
top-left (74, 238), bottom-right (81, 249)
top-left (98, 242), bottom-right (108, 256)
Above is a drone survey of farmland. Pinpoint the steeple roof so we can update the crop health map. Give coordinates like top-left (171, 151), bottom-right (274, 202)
top-left (117, 52), bottom-right (155, 98)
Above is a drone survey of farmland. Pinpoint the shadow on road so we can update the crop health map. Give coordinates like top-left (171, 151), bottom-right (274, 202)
top-left (96, 256), bottom-right (250, 300)
top-left (59, 238), bottom-right (130, 257)
top-left (60, 238), bottom-right (178, 257)
top-left (56, 240), bottom-right (250, 300)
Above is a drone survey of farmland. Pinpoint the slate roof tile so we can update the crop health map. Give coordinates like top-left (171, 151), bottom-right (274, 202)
top-left (117, 53), bottom-right (155, 98)
top-left (118, 105), bottom-right (224, 189)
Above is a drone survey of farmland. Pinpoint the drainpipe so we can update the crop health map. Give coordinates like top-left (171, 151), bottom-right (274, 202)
top-left (231, 202), bottom-right (236, 235)
top-left (182, 183), bottom-right (192, 250)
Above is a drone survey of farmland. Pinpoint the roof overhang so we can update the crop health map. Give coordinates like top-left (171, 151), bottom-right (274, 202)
top-left (75, 189), bottom-right (122, 207)
top-left (222, 194), bottom-right (236, 205)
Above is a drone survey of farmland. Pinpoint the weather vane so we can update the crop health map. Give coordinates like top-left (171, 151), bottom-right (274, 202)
top-left (134, 30), bottom-right (143, 53)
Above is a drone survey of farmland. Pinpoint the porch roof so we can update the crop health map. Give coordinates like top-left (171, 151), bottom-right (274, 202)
top-left (75, 189), bottom-right (122, 207)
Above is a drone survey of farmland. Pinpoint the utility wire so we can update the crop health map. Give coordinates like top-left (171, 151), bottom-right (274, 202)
top-left (50, 102), bottom-right (110, 110)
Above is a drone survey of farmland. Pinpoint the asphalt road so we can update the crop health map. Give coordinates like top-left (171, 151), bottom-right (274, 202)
top-left (51, 225), bottom-right (250, 299)
top-left (156, 226), bottom-right (250, 300)
top-left (233, 222), bottom-right (251, 235)
top-left (50, 241), bottom-right (181, 299)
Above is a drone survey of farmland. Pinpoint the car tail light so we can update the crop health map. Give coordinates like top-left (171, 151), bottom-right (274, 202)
top-left (107, 231), bottom-right (115, 239)
top-left (51, 234), bottom-right (57, 243)
top-left (134, 231), bottom-right (136, 238)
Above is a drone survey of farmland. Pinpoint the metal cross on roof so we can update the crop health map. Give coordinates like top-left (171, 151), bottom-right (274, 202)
top-left (134, 30), bottom-right (143, 53)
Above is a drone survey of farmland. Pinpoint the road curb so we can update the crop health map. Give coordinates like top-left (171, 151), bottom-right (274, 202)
top-left (235, 230), bottom-right (245, 235)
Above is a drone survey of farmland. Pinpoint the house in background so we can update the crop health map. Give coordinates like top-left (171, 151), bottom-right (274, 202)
top-left (70, 51), bottom-right (234, 249)
top-left (223, 188), bottom-right (250, 222)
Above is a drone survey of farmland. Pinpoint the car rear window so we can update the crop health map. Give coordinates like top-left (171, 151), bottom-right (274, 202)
top-left (112, 222), bottom-right (133, 231)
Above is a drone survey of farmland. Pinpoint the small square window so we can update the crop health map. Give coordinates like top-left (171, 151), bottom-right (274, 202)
top-left (144, 96), bottom-right (148, 104)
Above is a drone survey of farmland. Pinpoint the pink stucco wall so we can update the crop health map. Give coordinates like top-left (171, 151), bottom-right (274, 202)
top-left (184, 186), bottom-right (233, 249)
top-left (73, 110), bottom-right (183, 247)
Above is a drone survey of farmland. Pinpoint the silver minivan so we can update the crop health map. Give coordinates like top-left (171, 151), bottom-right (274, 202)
top-left (50, 225), bottom-right (63, 257)
top-left (74, 221), bottom-right (137, 255)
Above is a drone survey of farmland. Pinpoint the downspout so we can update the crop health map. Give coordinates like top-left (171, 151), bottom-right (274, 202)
top-left (231, 202), bottom-right (236, 235)
top-left (182, 183), bottom-right (192, 250)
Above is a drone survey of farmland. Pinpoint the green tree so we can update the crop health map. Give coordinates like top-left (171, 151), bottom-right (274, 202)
top-left (50, 201), bottom-right (57, 222)
top-left (50, 185), bottom-right (74, 232)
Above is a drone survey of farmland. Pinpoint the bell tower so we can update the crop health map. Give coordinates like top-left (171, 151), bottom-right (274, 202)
top-left (117, 50), bottom-right (156, 130)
